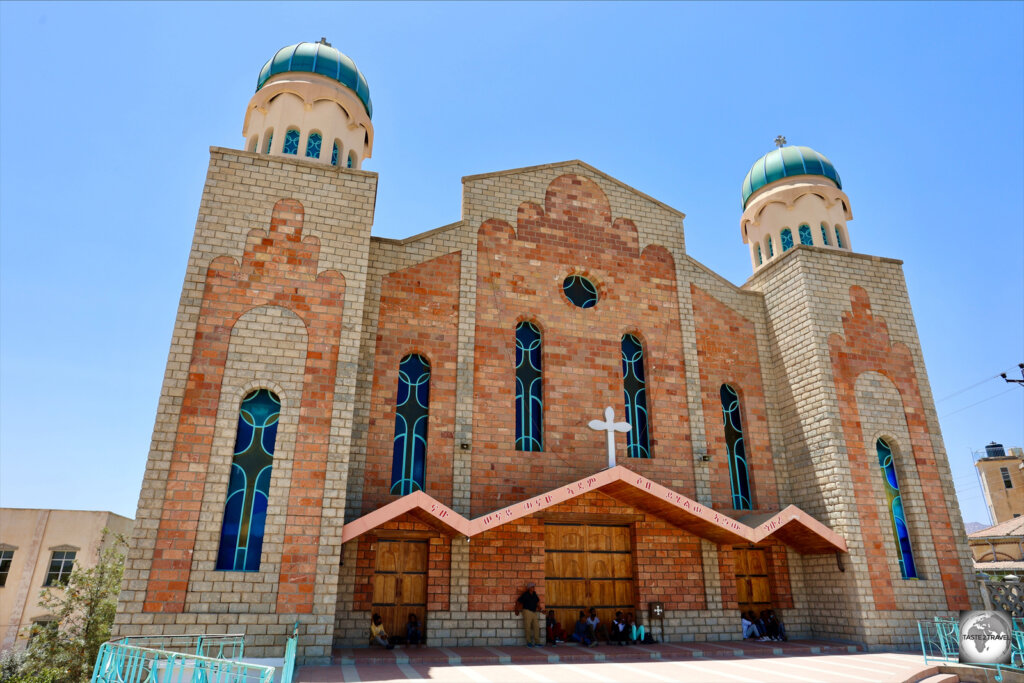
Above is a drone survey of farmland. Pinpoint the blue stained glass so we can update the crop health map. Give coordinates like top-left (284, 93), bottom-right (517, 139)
top-left (621, 334), bottom-right (650, 458)
top-left (720, 384), bottom-right (752, 510)
top-left (766, 236), bottom-right (774, 257)
top-left (799, 224), bottom-right (813, 246)
top-left (835, 227), bottom-right (844, 249)
top-left (391, 354), bottom-right (430, 495)
top-left (515, 322), bottom-right (543, 451)
top-left (756, 244), bottom-right (763, 265)
top-left (780, 228), bottom-right (794, 252)
top-left (216, 389), bottom-right (280, 571)
top-left (820, 224), bottom-right (830, 246)
top-left (265, 134), bottom-right (273, 153)
top-left (563, 275), bottom-right (598, 308)
top-left (305, 132), bottom-right (322, 159)
top-left (283, 129), bottom-right (300, 155)
top-left (331, 141), bottom-right (339, 166)
top-left (347, 152), bottom-right (355, 169)
top-left (876, 438), bottom-right (917, 579)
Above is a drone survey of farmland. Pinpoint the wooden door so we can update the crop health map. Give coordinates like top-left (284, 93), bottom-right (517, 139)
top-left (734, 547), bottom-right (771, 617)
top-left (372, 539), bottom-right (427, 642)
top-left (545, 524), bottom-right (634, 637)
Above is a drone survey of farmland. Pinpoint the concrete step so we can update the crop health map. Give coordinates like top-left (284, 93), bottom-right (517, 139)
top-left (913, 674), bottom-right (960, 683)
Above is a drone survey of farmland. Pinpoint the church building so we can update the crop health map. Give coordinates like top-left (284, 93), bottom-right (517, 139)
top-left (113, 41), bottom-right (979, 663)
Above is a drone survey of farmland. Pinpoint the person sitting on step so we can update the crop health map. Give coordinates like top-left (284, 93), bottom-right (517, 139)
top-left (586, 607), bottom-right (608, 644)
top-left (370, 613), bottom-right (394, 650)
top-left (741, 610), bottom-right (759, 639)
top-left (570, 610), bottom-right (596, 647)
top-left (625, 612), bottom-right (645, 644)
top-left (406, 613), bottom-right (423, 647)
top-left (766, 610), bottom-right (787, 642)
top-left (546, 609), bottom-right (566, 645)
top-left (610, 611), bottom-right (628, 645)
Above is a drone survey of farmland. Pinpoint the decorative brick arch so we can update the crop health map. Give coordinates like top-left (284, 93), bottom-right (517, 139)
top-left (828, 286), bottom-right (969, 610)
top-left (145, 199), bottom-right (346, 615)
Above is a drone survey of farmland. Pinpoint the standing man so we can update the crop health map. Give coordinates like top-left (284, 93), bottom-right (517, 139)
top-left (514, 582), bottom-right (544, 647)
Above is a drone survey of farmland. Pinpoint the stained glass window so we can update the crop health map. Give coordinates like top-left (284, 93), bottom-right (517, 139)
top-left (876, 438), bottom-right (917, 579)
top-left (835, 226), bottom-right (844, 249)
top-left (44, 551), bottom-right (75, 586)
top-left (347, 152), bottom-right (355, 169)
top-left (756, 244), bottom-right (763, 265)
top-left (563, 275), bottom-right (598, 308)
top-left (391, 354), bottom-right (430, 495)
top-left (305, 132), bottom-right (322, 159)
top-left (0, 549), bottom-right (11, 587)
top-left (621, 334), bottom-right (650, 458)
top-left (515, 322), bottom-right (543, 451)
top-left (799, 224), bottom-right (813, 246)
top-left (216, 389), bottom-right (280, 572)
top-left (265, 133), bottom-right (273, 153)
top-left (766, 236), bottom-right (774, 258)
top-left (820, 223), bottom-right (830, 246)
top-left (720, 385), bottom-right (752, 510)
top-left (283, 129), bottom-right (300, 155)
top-left (331, 141), bottom-right (340, 166)
top-left (780, 228), bottom-right (794, 252)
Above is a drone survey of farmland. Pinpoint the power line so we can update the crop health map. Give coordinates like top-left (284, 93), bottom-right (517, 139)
top-left (936, 365), bottom-right (1020, 403)
top-left (940, 387), bottom-right (1018, 419)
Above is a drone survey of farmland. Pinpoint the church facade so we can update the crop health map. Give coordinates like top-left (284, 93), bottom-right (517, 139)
top-left (113, 42), bottom-right (979, 663)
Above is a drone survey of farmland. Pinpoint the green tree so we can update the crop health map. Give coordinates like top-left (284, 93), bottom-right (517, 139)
top-left (19, 531), bottom-right (128, 683)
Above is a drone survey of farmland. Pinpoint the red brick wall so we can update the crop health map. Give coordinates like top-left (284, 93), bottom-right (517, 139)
top-left (828, 286), bottom-right (969, 610)
top-left (145, 199), bottom-right (346, 615)
top-left (472, 174), bottom-right (692, 516)
top-left (691, 285), bottom-right (778, 511)
top-left (363, 253), bottom-right (461, 512)
top-left (468, 491), bottom-right (705, 612)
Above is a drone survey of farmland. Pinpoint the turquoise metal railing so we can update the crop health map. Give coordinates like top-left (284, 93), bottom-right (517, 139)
top-left (280, 623), bottom-right (298, 683)
top-left (115, 633), bottom-right (245, 660)
top-left (91, 642), bottom-right (274, 683)
top-left (918, 616), bottom-right (1024, 682)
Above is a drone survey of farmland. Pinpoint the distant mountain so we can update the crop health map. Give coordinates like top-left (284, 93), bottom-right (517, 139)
top-left (964, 521), bottom-right (988, 534)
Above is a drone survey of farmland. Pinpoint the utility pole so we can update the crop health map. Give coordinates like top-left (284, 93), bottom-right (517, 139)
top-left (1000, 363), bottom-right (1024, 386)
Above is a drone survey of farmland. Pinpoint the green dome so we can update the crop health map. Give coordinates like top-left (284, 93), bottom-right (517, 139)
top-left (256, 42), bottom-right (372, 119)
top-left (741, 146), bottom-right (841, 208)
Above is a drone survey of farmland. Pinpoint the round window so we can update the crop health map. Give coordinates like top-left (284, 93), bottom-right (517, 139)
top-left (563, 275), bottom-right (598, 308)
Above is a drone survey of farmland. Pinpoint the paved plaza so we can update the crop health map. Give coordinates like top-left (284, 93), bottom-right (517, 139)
top-left (295, 640), bottom-right (965, 682)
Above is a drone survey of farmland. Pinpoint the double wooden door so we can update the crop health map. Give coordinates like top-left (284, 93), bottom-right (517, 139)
top-left (544, 524), bottom-right (634, 636)
top-left (372, 539), bottom-right (427, 642)
top-left (734, 547), bottom-right (771, 616)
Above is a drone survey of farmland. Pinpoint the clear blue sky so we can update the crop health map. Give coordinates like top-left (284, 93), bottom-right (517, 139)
top-left (1, 2), bottom-right (1021, 526)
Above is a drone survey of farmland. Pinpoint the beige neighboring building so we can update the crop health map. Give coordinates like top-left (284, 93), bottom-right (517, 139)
top-left (976, 442), bottom-right (1024, 525)
top-left (0, 508), bottom-right (133, 650)
top-left (968, 516), bottom-right (1024, 578)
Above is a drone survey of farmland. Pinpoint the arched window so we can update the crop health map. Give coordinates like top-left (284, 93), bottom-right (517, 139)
top-left (391, 354), bottom-right (430, 495)
top-left (347, 152), bottom-right (356, 168)
top-left (216, 389), bottom-right (280, 571)
top-left (515, 322), bottom-right (543, 451)
top-left (720, 385), bottom-right (752, 510)
top-left (798, 224), bottom-right (813, 246)
top-left (283, 129), bottom-right (300, 155)
top-left (876, 438), bottom-right (917, 579)
top-left (621, 334), bottom-right (650, 458)
top-left (305, 132), bottom-right (322, 159)
top-left (756, 243), bottom-right (763, 266)
top-left (820, 223), bottom-right (830, 246)
top-left (331, 140), bottom-right (341, 167)
top-left (765, 235), bottom-right (774, 258)
top-left (247, 137), bottom-right (258, 153)
top-left (835, 226), bottom-right (844, 249)
top-left (780, 228), bottom-right (794, 252)
top-left (264, 129), bottom-right (274, 154)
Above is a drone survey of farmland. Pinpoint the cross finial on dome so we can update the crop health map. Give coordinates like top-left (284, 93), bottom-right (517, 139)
top-left (774, 135), bottom-right (787, 148)
top-left (319, 37), bottom-right (332, 47)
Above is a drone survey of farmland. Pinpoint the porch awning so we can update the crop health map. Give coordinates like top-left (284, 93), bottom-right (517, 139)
top-left (341, 466), bottom-right (847, 554)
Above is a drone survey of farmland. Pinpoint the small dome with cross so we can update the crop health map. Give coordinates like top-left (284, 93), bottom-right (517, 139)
top-left (741, 145), bottom-right (841, 209)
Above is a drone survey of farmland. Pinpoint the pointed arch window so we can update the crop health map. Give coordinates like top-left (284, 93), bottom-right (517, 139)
top-left (391, 354), bottom-right (430, 495)
top-left (621, 334), bottom-right (650, 458)
top-left (331, 141), bottom-right (340, 166)
top-left (835, 226), bottom-right (845, 249)
top-left (515, 322), bottom-right (543, 451)
top-left (305, 132), bottom-right (322, 159)
top-left (877, 438), bottom-right (917, 579)
top-left (216, 388), bottom-right (280, 572)
top-left (283, 129), bottom-right (300, 155)
top-left (264, 131), bottom-right (274, 154)
top-left (756, 243), bottom-right (763, 266)
top-left (720, 384), bottom-right (752, 510)
top-left (766, 235), bottom-right (774, 258)
top-left (820, 223), bottom-right (830, 246)
top-left (780, 228), bottom-right (794, 252)
top-left (347, 152), bottom-right (356, 169)
top-left (798, 224), bottom-right (813, 246)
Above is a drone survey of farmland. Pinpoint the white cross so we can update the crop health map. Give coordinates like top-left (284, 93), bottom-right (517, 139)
top-left (588, 406), bottom-right (631, 468)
